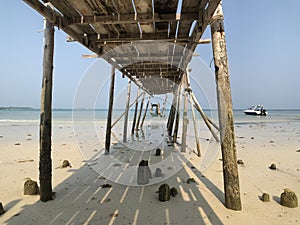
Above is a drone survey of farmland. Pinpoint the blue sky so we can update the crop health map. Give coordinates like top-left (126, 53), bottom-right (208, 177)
top-left (0, 1), bottom-right (299, 109)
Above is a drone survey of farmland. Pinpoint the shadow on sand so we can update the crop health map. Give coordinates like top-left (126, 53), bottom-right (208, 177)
top-left (5, 129), bottom-right (227, 225)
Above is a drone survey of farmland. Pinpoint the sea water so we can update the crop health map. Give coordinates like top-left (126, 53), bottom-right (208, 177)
top-left (0, 108), bottom-right (300, 127)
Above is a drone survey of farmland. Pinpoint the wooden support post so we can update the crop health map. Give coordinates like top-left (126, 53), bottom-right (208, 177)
top-left (185, 70), bottom-right (201, 156)
top-left (132, 89), bottom-right (140, 134)
top-left (39, 18), bottom-right (54, 202)
top-left (167, 91), bottom-right (177, 137)
top-left (140, 97), bottom-right (150, 128)
top-left (190, 95), bottom-right (201, 156)
top-left (210, 1), bottom-right (242, 210)
top-left (167, 93), bottom-right (175, 130)
top-left (173, 86), bottom-right (182, 143)
top-left (181, 76), bottom-right (188, 152)
top-left (161, 94), bottom-right (168, 117)
top-left (123, 79), bottom-right (131, 143)
top-left (105, 66), bottom-right (116, 155)
top-left (135, 94), bottom-right (144, 131)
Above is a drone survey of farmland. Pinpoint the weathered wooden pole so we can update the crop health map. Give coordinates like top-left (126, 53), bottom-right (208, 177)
top-left (135, 94), bottom-right (144, 131)
top-left (140, 97), bottom-right (150, 128)
top-left (181, 77), bottom-right (188, 152)
top-left (167, 91), bottom-right (178, 137)
top-left (210, 1), bottom-right (242, 210)
top-left (39, 18), bottom-right (54, 202)
top-left (173, 85), bottom-right (182, 143)
top-left (132, 89), bottom-right (140, 134)
top-left (105, 66), bottom-right (116, 155)
top-left (191, 93), bottom-right (220, 142)
top-left (167, 94), bottom-right (176, 132)
top-left (123, 79), bottom-right (131, 143)
top-left (161, 94), bottom-right (168, 117)
top-left (190, 95), bottom-right (201, 156)
top-left (185, 71), bottom-right (201, 156)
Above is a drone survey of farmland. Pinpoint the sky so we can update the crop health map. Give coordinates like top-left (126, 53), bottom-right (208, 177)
top-left (0, 1), bottom-right (300, 109)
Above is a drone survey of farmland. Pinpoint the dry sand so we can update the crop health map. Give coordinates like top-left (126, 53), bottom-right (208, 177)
top-left (0, 120), bottom-right (299, 225)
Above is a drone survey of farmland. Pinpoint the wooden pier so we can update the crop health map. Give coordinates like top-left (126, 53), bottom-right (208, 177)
top-left (24, 0), bottom-right (241, 210)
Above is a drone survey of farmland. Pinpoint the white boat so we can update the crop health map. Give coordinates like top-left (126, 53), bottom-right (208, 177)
top-left (244, 105), bottom-right (268, 116)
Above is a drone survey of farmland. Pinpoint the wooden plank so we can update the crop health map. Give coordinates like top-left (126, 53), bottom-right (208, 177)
top-left (49, 0), bottom-right (81, 17)
top-left (84, 0), bottom-right (139, 35)
top-left (105, 66), bottom-right (116, 155)
top-left (181, 0), bottom-right (200, 13)
top-left (210, 1), bottom-right (241, 211)
top-left (134, 0), bottom-right (154, 33)
top-left (39, 18), bottom-right (54, 202)
top-left (114, 0), bottom-right (139, 33)
top-left (106, 0), bottom-right (140, 33)
top-left (67, 0), bottom-right (112, 35)
top-left (154, 0), bottom-right (177, 31)
top-left (175, 0), bottom-right (200, 39)
top-left (49, 0), bottom-right (97, 34)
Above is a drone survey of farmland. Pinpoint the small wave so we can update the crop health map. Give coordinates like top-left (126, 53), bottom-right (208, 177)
top-left (0, 119), bottom-right (39, 123)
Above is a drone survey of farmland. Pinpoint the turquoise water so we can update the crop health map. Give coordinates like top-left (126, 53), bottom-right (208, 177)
top-left (0, 108), bottom-right (299, 126)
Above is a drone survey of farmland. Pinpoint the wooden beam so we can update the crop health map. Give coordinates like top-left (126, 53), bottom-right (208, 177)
top-left (24, 0), bottom-right (58, 24)
top-left (101, 58), bottom-right (154, 96)
top-left (123, 80), bottom-right (131, 143)
top-left (88, 33), bottom-right (190, 42)
top-left (187, 0), bottom-right (221, 53)
top-left (114, 58), bottom-right (184, 66)
top-left (105, 66), bottom-right (116, 155)
top-left (111, 91), bottom-right (144, 128)
top-left (95, 38), bottom-right (210, 46)
top-left (191, 93), bottom-right (220, 142)
top-left (23, 0), bottom-right (102, 54)
top-left (210, 1), bottom-right (241, 211)
top-left (69, 12), bottom-right (199, 25)
top-left (39, 18), bottom-right (54, 202)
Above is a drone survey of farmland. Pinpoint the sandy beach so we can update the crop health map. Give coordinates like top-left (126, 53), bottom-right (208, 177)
top-left (0, 116), bottom-right (300, 225)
